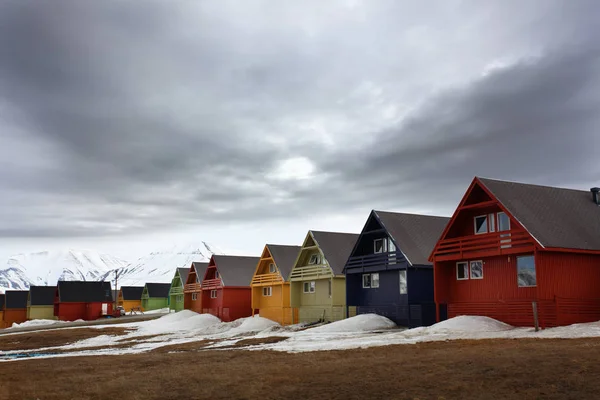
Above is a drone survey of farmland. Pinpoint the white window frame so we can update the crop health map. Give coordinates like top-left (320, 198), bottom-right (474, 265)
top-left (362, 273), bottom-right (371, 288)
top-left (474, 215), bottom-right (488, 235)
top-left (469, 260), bottom-right (484, 279)
top-left (263, 287), bottom-right (272, 296)
top-left (456, 261), bottom-right (469, 280)
top-left (399, 270), bottom-right (407, 294)
top-left (488, 213), bottom-right (496, 232)
top-left (374, 238), bottom-right (385, 254)
top-left (192, 293), bottom-right (197, 301)
top-left (268, 263), bottom-right (276, 273)
top-left (303, 281), bottom-right (316, 293)
top-left (371, 273), bottom-right (380, 288)
top-left (517, 255), bottom-right (537, 287)
top-left (308, 254), bottom-right (321, 265)
top-left (497, 211), bottom-right (510, 231)
top-left (210, 289), bottom-right (217, 299)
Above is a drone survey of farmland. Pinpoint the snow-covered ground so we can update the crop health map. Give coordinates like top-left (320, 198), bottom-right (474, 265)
top-left (2, 313), bottom-right (600, 362)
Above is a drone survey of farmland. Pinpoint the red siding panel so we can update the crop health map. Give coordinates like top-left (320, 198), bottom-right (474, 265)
top-left (537, 252), bottom-right (600, 299)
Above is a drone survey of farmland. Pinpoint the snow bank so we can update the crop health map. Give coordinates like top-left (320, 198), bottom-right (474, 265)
top-left (225, 316), bottom-right (280, 336)
top-left (137, 310), bottom-right (221, 334)
top-left (144, 307), bottom-right (170, 315)
top-left (306, 314), bottom-right (396, 333)
top-left (10, 319), bottom-right (65, 329)
top-left (427, 316), bottom-right (514, 333)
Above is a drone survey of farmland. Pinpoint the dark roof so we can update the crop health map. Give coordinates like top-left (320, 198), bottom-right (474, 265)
top-left (120, 286), bottom-right (144, 300)
top-left (375, 211), bottom-right (451, 266)
top-left (29, 286), bottom-right (57, 306)
top-left (266, 244), bottom-right (302, 280)
top-left (212, 255), bottom-right (261, 287)
top-left (478, 177), bottom-right (600, 251)
top-left (311, 231), bottom-right (360, 275)
top-left (5, 290), bottom-right (29, 309)
top-left (57, 281), bottom-right (113, 303)
top-left (176, 267), bottom-right (189, 284)
top-left (190, 262), bottom-right (209, 283)
top-left (0, 294), bottom-right (4, 310)
top-left (144, 283), bottom-right (171, 298)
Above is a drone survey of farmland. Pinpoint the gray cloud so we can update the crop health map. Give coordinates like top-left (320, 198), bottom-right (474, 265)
top-left (0, 0), bottom-right (599, 239)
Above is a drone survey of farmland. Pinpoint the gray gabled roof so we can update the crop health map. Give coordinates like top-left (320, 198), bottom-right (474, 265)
top-left (176, 267), bottom-right (189, 285)
top-left (311, 231), bottom-right (360, 275)
top-left (190, 262), bottom-right (209, 283)
top-left (266, 244), bottom-right (302, 280)
top-left (478, 177), bottom-right (600, 251)
top-left (212, 255), bottom-right (260, 287)
top-left (375, 211), bottom-right (451, 266)
top-left (29, 286), bottom-right (57, 306)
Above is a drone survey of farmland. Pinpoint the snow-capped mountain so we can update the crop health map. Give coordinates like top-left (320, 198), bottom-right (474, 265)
top-left (0, 242), bottom-right (225, 292)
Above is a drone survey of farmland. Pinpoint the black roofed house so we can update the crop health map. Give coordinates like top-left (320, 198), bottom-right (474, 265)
top-left (169, 267), bottom-right (190, 312)
top-left (54, 281), bottom-right (113, 321)
top-left (288, 230), bottom-right (360, 324)
top-left (141, 283), bottom-right (171, 311)
top-left (201, 255), bottom-right (260, 322)
top-left (430, 177), bottom-right (600, 328)
top-left (118, 286), bottom-right (144, 312)
top-left (344, 211), bottom-right (451, 328)
top-left (27, 285), bottom-right (58, 320)
top-left (2, 290), bottom-right (29, 328)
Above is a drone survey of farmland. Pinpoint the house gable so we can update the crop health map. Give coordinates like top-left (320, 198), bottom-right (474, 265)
top-left (289, 231), bottom-right (334, 282)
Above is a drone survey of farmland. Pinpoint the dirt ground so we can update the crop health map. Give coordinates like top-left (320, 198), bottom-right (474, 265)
top-left (0, 327), bottom-right (131, 351)
top-left (2, 337), bottom-right (600, 400)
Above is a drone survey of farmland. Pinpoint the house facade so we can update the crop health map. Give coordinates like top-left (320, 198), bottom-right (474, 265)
top-left (289, 230), bottom-right (359, 324)
top-left (183, 262), bottom-right (209, 313)
top-left (141, 283), bottom-right (170, 311)
top-left (118, 286), bottom-right (144, 312)
top-left (27, 286), bottom-right (57, 320)
top-left (2, 290), bottom-right (28, 328)
top-left (54, 281), bottom-right (113, 321)
top-left (0, 294), bottom-right (4, 328)
top-left (431, 177), bottom-right (600, 328)
top-left (201, 255), bottom-right (259, 322)
top-left (345, 211), bottom-right (450, 327)
top-left (250, 244), bottom-right (301, 325)
top-left (169, 268), bottom-right (189, 312)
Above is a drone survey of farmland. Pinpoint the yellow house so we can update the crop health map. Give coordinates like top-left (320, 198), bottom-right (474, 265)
top-left (118, 286), bottom-right (144, 312)
top-left (289, 230), bottom-right (359, 324)
top-left (251, 244), bottom-right (301, 325)
top-left (27, 286), bottom-right (57, 320)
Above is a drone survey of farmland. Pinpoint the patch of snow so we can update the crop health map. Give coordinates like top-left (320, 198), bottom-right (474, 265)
top-left (9, 320), bottom-right (66, 329)
top-left (225, 316), bottom-right (280, 335)
top-left (305, 314), bottom-right (396, 333)
top-left (427, 315), bottom-right (514, 333)
top-left (137, 310), bottom-right (222, 335)
top-left (143, 307), bottom-right (170, 315)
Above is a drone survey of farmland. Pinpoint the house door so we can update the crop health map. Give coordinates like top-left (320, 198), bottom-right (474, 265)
top-left (102, 303), bottom-right (108, 315)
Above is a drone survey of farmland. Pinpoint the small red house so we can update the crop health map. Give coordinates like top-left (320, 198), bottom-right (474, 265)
top-left (2, 290), bottom-right (28, 328)
top-left (201, 255), bottom-right (260, 322)
top-left (431, 177), bottom-right (600, 328)
top-left (54, 281), bottom-right (113, 321)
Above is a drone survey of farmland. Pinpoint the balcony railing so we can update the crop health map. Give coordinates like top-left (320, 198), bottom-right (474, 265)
top-left (184, 283), bottom-right (202, 293)
top-left (169, 286), bottom-right (184, 295)
top-left (344, 252), bottom-right (402, 272)
top-left (251, 273), bottom-right (284, 285)
top-left (201, 278), bottom-right (223, 289)
top-left (289, 265), bottom-right (333, 281)
top-left (433, 229), bottom-right (535, 261)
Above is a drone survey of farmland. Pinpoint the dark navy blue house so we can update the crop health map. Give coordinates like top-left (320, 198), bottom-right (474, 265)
top-left (344, 210), bottom-right (450, 327)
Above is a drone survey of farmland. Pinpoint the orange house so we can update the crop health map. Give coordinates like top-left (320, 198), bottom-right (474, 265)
top-left (2, 290), bottom-right (28, 328)
top-left (0, 294), bottom-right (4, 328)
top-left (251, 244), bottom-right (301, 325)
top-left (184, 261), bottom-right (209, 313)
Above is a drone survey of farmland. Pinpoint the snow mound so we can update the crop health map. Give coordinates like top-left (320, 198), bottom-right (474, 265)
top-left (9, 319), bottom-right (65, 329)
top-left (428, 316), bottom-right (514, 333)
top-left (138, 310), bottom-right (222, 334)
top-left (306, 314), bottom-right (396, 333)
top-left (144, 307), bottom-right (170, 314)
top-left (226, 316), bottom-right (280, 335)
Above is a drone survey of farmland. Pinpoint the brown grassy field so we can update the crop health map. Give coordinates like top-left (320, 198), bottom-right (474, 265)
top-left (2, 337), bottom-right (600, 400)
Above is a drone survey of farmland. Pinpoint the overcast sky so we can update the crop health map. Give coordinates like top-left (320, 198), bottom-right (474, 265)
top-left (1, 0), bottom-right (599, 261)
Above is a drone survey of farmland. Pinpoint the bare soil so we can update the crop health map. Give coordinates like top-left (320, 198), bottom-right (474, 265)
top-left (2, 337), bottom-right (600, 400)
top-left (0, 327), bottom-right (132, 351)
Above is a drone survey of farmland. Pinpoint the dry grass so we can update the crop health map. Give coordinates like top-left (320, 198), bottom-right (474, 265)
top-left (0, 327), bottom-right (132, 351)
top-left (2, 337), bottom-right (600, 400)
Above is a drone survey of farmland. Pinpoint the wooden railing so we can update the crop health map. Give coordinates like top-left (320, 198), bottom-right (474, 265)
top-left (289, 265), bottom-right (333, 281)
top-left (201, 278), bottom-right (223, 289)
top-left (345, 252), bottom-right (402, 271)
top-left (184, 283), bottom-right (202, 293)
top-left (433, 229), bottom-right (534, 261)
top-left (169, 286), bottom-right (183, 295)
top-left (251, 273), bottom-right (284, 285)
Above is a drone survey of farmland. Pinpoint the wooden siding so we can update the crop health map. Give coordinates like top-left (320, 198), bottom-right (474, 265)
top-left (291, 277), bottom-right (346, 323)
top-left (119, 300), bottom-right (142, 313)
top-left (54, 302), bottom-right (113, 321)
top-left (141, 297), bottom-right (169, 311)
top-left (27, 305), bottom-right (56, 320)
top-left (251, 284), bottom-right (294, 325)
top-left (2, 309), bottom-right (27, 327)
top-left (202, 287), bottom-right (252, 322)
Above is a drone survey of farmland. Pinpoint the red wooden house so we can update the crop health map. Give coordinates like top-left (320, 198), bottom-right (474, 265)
top-left (54, 281), bottom-right (113, 321)
top-left (183, 261), bottom-right (209, 313)
top-left (431, 177), bottom-right (600, 328)
top-left (2, 290), bottom-right (28, 328)
top-left (201, 255), bottom-right (260, 322)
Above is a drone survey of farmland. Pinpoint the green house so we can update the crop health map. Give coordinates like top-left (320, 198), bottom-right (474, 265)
top-left (27, 285), bottom-right (57, 320)
top-left (289, 230), bottom-right (359, 324)
top-left (141, 283), bottom-right (171, 311)
top-left (169, 267), bottom-right (189, 312)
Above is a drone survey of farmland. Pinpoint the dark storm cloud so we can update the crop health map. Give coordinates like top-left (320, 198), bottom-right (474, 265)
top-left (1, 0), bottom-right (599, 238)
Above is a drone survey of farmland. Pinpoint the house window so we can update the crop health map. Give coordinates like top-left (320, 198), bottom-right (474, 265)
top-left (371, 273), bottom-right (380, 288)
top-left (269, 263), bottom-right (276, 273)
top-left (263, 287), bottom-right (272, 296)
top-left (497, 212), bottom-right (510, 231)
top-left (488, 214), bottom-right (496, 232)
top-left (177, 295), bottom-right (183, 302)
top-left (362, 274), bottom-right (371, 288)
top-left (374, 238), bottom-right (384, 253)
top-left (517, 255), bottom-right (536, 287)
top-left (474, 215), bottom-right (488, 234)
top-left (192, 293), bottom-right (197, 301)
top-left (399, 270), bottom-right (407, 294)
top-left (309, 254), bottom-right (321, 265)
top-left (214, 271), bottom-right (220, 279)
top-left (210, 289), bottom-right (217, 298)
top-left (303, 281), bottom-right (316, 293)
top-left (328, 280), bottom-right (332, 297)
top-left (470, 260), bottom-right (483, 279)
top-left (456, 262), bottom-right (469, 280)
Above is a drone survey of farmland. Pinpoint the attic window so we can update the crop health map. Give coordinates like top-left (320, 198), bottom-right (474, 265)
top-left (374, 238), bottom-right (384, 253)
top-left (269, 263), bottom-right (276, 273)
top-left (214, 271), bottom-right (220, 279)
top-left (474, 215), bottom-right (488, 234)
top-left (309, 254), bottom-right (321, 265)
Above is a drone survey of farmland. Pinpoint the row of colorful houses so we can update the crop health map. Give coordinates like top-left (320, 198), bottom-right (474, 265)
top-left (2, 177), bottom-right (600, 329)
